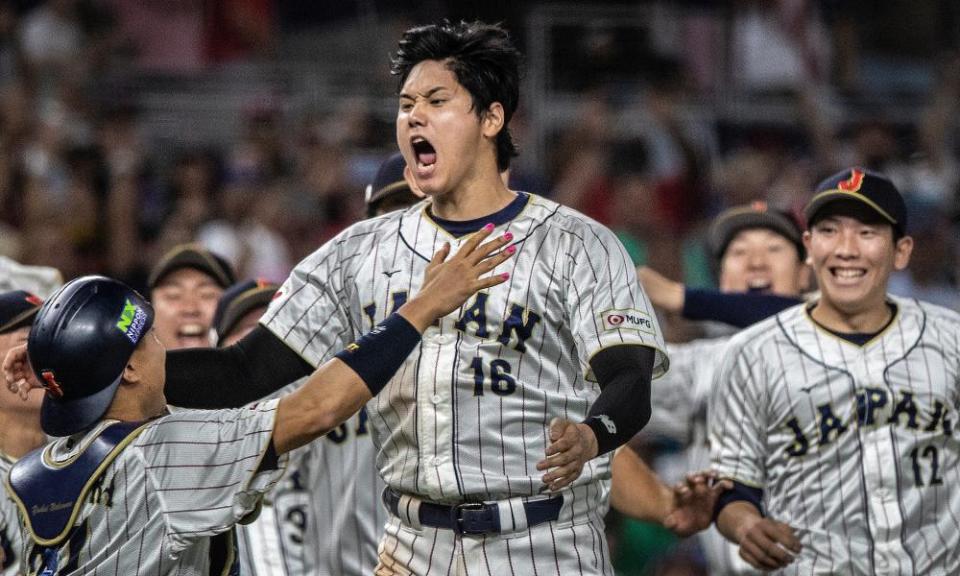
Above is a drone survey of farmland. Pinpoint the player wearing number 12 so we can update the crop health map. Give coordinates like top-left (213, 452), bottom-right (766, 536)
top-left (709, 168), bottom-right (960, 575)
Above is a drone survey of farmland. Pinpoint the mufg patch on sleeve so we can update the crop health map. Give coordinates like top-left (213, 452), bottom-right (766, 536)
top-left (600, 309), bottom-right (656, 334)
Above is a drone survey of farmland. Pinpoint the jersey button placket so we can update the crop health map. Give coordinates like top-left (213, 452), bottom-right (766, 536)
top-left (423, 319), bottom-right (457, 499)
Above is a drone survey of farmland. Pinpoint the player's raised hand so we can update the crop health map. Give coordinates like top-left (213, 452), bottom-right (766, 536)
top-left (3, 342), bottom-right (41, 401)
top-left (663, 471), bottom-right (732, 537)
top-left (537, 418), bottom-right (599, 492)
top-left (402, 223), bottom-right (515, 331)
top-left (737, 515), bottom-right (801, 571)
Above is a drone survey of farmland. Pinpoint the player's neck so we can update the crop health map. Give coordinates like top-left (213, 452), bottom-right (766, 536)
top-left (430, 172), bottom-right (514, 221)
top-left (0, 414), bottom-right (46, 459)
top-left (810, 297), bottom-right (893, 335)
top-left (103, 385), bottom-right (166, 424)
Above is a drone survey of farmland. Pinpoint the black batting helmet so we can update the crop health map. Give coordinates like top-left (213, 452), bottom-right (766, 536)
top-left (28, 276), bottom-right (155, 437)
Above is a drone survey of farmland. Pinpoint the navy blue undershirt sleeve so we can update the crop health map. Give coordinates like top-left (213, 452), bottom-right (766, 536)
top-left (713, 480), bottom-right (764, 521)
top-left (683, 289), bottom-right (802, 328)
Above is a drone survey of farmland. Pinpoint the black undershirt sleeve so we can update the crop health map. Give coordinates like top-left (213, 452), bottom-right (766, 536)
top-left (164, 325), bottom-right (313, 409)
top-left (583, 345), bottom-right (655, 456)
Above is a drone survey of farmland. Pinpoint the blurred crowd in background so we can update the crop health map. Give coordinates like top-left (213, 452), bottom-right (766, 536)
top-left (1, 1), bottom-right (959, 574)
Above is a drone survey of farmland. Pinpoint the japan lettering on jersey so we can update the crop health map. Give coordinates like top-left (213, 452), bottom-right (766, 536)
top-left (710, 298), bottom-right (960, 575)
top-left (262, 193), bottom-right (668, 511)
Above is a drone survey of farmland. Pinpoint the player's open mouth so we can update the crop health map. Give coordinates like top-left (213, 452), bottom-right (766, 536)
top-left (177, 323), bottom-right (206, 342)
top-left (411, 137), bottom-right (437, 168)
top-left (829, 267), bottom-right (866, 283)
top-left (746, 279), bottom-right (772, 293)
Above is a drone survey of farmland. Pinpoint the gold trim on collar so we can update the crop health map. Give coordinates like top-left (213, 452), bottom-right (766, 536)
top-left (803, 299), bottom-right (901, 349)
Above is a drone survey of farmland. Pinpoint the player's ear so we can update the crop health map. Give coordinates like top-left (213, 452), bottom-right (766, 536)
top-left (481, 102), bottom-right (504, 139)
top-left (797, 262), bottom-right (812, 292)
top-left (121, 337), bottom-right (149, 386)
top-left (802, 231), bottom-right (813, 266)
top-left (121, 361), bottom-right (141, 386)
top-left (892, 235), bottom-right (913, 271)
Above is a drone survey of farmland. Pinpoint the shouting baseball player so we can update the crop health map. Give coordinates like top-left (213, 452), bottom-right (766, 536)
top-left (710, 168), bottom-right (960, 574)
top-left (102, 20), bottom-right (667, 576)
top-left (1, 225), bottom-right (514, 575)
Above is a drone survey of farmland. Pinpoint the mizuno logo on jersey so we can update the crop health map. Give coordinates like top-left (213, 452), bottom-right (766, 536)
top-left (600, 309), bottom-right (656, 334)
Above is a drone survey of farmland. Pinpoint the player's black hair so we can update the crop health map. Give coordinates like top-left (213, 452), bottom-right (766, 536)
top-left (808, 199), bottom-right (904, 242)
top-left (391, 20), bottom-right (521, 171)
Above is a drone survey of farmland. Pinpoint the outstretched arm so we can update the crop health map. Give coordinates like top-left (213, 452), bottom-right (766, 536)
top-left (611, 446), bottom-right (729, 537)
top-left (272, 227), bottom-right (514, 455)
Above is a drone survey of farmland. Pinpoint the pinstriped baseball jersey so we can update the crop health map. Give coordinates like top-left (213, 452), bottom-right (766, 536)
top-left (710, 297), bottom-right (960, 575)
top-left (0, 453), bottom-right (20, 576)
top-left (645, 338), bottom-right (760, 575)
top-left (235, 381), bottom-right (313, 576)
top-left (299, 409), bottom-right (388, 576)
top-left (11, 402), bottom-right (286, 575)
top-left (236, 448), bottom-right (311, 576)
top-left (237, 378), bottom-right (386, 576)
top-left (262, 193), bottom-right (667, 506)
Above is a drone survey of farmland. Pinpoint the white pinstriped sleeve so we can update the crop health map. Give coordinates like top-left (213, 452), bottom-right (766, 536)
top-left (565, 223), bottom-right (668, 379)
top-left (644, 341), bottom-right (701, 442)
top-left (260, 240), bottom-right (354, 368)
top-left (137, 400), bottom-right (287, 554)
top-left (708, 339), bottom-right (766, 488)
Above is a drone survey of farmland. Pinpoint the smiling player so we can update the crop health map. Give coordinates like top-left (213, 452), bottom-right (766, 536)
top-left (710, 168), bottom-right (960, 574)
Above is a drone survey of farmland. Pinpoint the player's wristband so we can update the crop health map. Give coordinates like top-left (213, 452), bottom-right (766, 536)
top-left (334, 313), bottom-right (422, 396)
top-left (713, 480), bottom-right (764, 522)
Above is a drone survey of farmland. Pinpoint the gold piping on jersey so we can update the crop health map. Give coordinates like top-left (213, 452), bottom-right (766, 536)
top-left (802, 299), bottom-right (902, 349)
top-left (420, 190), bottom-right (529, 240)
top-left (583, 342), bottom-right (670, 383)
top-left (5, 421), bottom-right (151, 547)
